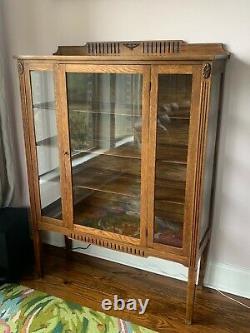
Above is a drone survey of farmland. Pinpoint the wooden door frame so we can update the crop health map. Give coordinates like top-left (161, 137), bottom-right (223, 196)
top-left (58, 63), bottom-right (151, 247)
top-left (22, 62), bottom-right (68, 228)
top-left (147, 64), bottom-right (202, 258)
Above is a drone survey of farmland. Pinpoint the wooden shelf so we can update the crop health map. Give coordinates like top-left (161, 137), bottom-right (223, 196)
top-left (69, 102), bottom-right (141, 117)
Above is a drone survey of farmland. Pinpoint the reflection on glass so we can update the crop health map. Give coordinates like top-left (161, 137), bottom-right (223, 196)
top-left (67, 73), bottom-right (142, 238)
top-left (30, 71), bottom-right (62, 219)
top-left (154, 74), bottom-right (192, 247)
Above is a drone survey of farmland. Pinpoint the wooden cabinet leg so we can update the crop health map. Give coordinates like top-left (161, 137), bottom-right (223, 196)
top-left (33, 229), bottom-right (42, 278)
top-left (185, 266), bottom-right (198, 325)
top-left (198, 241), bottom-right (210, 289)
top-left (64, 235), bottom-right (72, 256)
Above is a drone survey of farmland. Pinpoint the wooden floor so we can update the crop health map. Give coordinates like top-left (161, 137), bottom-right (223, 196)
top-left (22, 245), bottom-right (250, 333)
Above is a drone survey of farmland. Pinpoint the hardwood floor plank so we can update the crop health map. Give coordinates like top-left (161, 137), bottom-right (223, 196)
top-left (22, 245), bottom-right (250, 333)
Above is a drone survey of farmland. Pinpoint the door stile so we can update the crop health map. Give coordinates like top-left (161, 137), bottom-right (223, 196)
top-left (187, 66), bottom-right (211, 267)
top-left (55, 64), bottom-right (74, 229)
top-left (147, 66), bottom-right (158, 248)
top-left (140, 66), bottom-right (151, 247)
top-left (182, 66), bottom-right (203, 257)
top-left (18, 62), bottom-right (40, 230)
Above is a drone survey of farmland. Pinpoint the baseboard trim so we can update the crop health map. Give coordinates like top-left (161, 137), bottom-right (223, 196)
top-left (204, 262), bottom-right (250, 299)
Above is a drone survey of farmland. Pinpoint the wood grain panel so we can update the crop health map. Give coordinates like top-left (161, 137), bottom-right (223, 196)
top-left (56, 64), bottom-right (74, 229)
top-left (65, 64), bottom-right (149, 74)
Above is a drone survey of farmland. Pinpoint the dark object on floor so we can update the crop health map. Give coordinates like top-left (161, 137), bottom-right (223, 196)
top-left (0, 208), bottom-right (33, 283)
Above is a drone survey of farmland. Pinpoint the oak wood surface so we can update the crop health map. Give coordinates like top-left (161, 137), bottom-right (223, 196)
top-left (16, 41), bottom-right (229, 62)
top-left (18, 61), bottom-right (42, 276)
top-left (56, 64), bottom-right (74, 230)
top-left (22, 246), bottom-right (250, 333)
top-left (17, 46), bottom-right (229, 324)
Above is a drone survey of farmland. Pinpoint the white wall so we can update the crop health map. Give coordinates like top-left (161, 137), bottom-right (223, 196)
top-left (2, 0), bottom-right (250, 298)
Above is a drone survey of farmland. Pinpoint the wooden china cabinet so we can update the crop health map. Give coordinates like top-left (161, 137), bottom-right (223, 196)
top-left (17, 40), bottom-right (229, 324)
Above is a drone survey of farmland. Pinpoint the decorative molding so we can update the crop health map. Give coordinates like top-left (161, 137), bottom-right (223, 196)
top-left (55, 40), bottom-right (185, 56)
top-left (17, 61), bottom-right (24, 75)
top-left (142, 40), bottom-right (181, 54)
top-left (202, 63), bottom-right (212, 79)
top-left (189, 79), bottom-right (210, 268)
top-left (85, 40), bottom-right (183, 55)
top-left (53, 41), bottom-right (230, 59)
top-left (86, 42), bottom-right (120, 55)
top-left (123, 42), bottom-right (140, 50)
top-left (69, 233), bottom-right (145, 257)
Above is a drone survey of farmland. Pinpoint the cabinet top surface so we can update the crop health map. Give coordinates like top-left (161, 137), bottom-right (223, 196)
top-left (16, 40), bottom-right (230, 61)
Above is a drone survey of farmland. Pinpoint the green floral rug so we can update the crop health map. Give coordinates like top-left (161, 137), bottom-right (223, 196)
top-left (0, 284), bottom-right (156, 333)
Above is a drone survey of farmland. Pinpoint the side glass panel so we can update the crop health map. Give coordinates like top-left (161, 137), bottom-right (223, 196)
top-left (154, 74), bottom-right (192, 247)
top-left (67, 73), bottom-right (142, 238)
top-left (30, 71), bottom-right (62, 219)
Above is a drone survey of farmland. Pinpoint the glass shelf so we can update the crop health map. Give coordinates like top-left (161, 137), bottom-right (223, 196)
top-left (73, 165), bottom-right (141, 198)
top-left (72, 142), bottom-right (141, 160)
top-left (33, 101), bottom-right (142, 116)
top-left (69, 103), bottom-right (141, 117)
top-left (33, 101), bottom-right (55, 110)
top-left (36, 135), bottom-right (58, 146)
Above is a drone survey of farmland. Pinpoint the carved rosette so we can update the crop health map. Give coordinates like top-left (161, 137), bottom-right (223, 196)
top-left (202, 63), bottom-right (211, 79)
top-left (17, 61), bottom-right (24, 75)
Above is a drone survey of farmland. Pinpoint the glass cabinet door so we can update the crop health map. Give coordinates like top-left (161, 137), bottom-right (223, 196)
top-left (65, 68), bottom-right (147, 239)
top-left (152, 68), bottom-right (194, 249)
top-left (29, 70), bottom-right (63, 220)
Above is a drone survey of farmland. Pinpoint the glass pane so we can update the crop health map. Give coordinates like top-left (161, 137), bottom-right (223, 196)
top-left (30, 71), bottom-right (62, 219)
top-left (67, 73), bottom-right (142, 238)
top-left (154, 74), bottom-right (192, 247)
